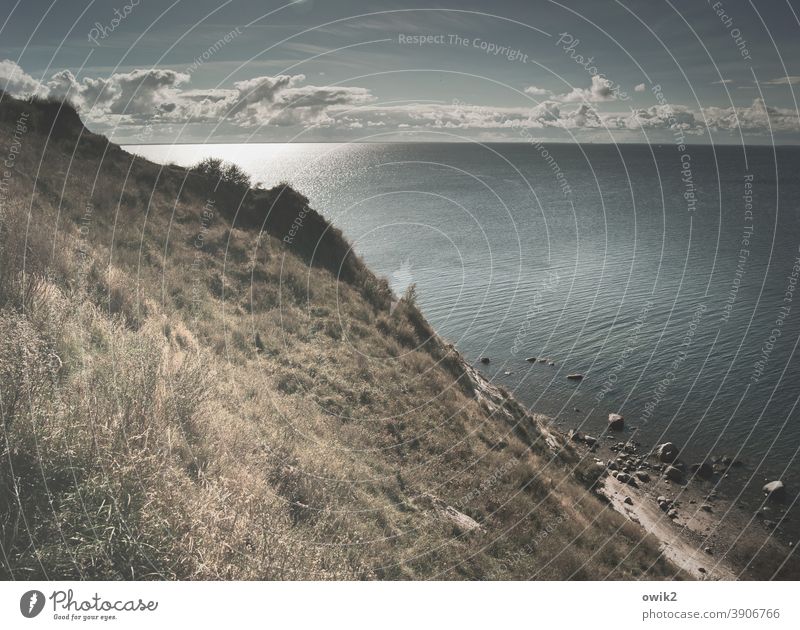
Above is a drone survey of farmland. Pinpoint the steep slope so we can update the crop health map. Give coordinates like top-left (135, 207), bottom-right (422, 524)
top-left (0, 94), bottom-right (679, 580)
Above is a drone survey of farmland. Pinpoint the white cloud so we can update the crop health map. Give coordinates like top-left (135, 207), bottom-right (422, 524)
top-left (623, 104), bottom-right (699, 131)
top-left (712, 79), bottom-right (734, 85)
top-left (47, 68), bottom-right (190, 121)
top-left (560, 75), bottom-right (618, 103)
top-left (524, 85), bottom-right (551, 97)
top-left (763, 76), bottom-right (800, 86)
top-left (0, 59), bottom-right (46, 97)
top-left (702, 98), bottom-right (800, 133)
top-left (634, 83), bottom-right (646, 92)
top-left (3, 60), bottom-right (799, 139)
top-left (19, 65), bottom-right (376, 130)
top-left (566, 104), bottom-right (602, 128)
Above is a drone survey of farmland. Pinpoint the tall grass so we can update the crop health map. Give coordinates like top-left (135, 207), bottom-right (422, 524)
top-left (0, 94), bottom-right (691, 580)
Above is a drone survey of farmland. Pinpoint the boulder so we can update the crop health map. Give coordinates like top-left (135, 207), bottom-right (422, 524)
top-left (584, 435), bottom-right (598, 447)
top-left (623, 496), bottom-right (633, 505)
top-left (664, 465), bottom-right (683, 482)
top-left (656, 442), bottom-right (679, 463)
top-left (713, 455), bottom-right (743, 472)
top-left (634, 471), bottom-right (651, 483)
top-left (690, 461), bottom-right (714, 480)
top-left (568, 429), bottom-right (584, 442)
top-left (525, 357), bottom-right (537, 362)
top-left (566, 373), bottom-right (584, 380)
top-left (441, 506), bottom-right (484, 533)
top-left (616, 473), bottom-right (638, 488)
top-left (479, 357), bottom-right (490, 364)
top-left (762, 480), bottom-right (786, 502)
top-left (607, 413), bottom-right (625, 431)
top-left (419, 493), bottom-right (485, 533)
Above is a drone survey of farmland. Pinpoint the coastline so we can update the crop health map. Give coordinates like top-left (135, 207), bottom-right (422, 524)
top-left (464, 354), bottom-right (796, 580)
top-left (593, 432), bottom-right (794, 580)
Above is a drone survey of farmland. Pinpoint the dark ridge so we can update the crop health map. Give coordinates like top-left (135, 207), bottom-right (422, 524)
top-left (0, 92), bottom-right (84, 140)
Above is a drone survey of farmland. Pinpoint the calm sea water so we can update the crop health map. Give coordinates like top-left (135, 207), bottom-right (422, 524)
top-left (128, 141), bottom-right (800, 526)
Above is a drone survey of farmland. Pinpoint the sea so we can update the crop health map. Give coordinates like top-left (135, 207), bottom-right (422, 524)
top-left (127, 141), bottom-right (800, 534)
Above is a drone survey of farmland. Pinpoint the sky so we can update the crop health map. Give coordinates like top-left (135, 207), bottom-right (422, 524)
top-left (1, 0), bottom-right (799, 143)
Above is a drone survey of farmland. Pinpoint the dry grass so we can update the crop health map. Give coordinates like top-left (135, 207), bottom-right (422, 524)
top-left (0, 94), bottom-right (680, 580)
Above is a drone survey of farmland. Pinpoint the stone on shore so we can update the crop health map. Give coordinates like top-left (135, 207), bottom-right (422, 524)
top-left (656, 442), bottom-right (679, 463)
top-left (690, 461), bottom-right (714, 480)
top-left (568, 429), bottom-right (584, 442)
top-left (664, 465), bottom-right (683, 482)
top-left (607, 413), bottom-right (624, 431)
top-left (616, 473), bottom-right (638, 488)
top-left (763, 480), bottom-right (786, 502)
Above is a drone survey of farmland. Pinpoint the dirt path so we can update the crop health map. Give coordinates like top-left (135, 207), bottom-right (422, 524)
top-left (602, 475), bottom-right (737, 580)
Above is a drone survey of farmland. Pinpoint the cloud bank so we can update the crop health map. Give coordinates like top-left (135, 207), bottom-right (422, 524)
top-left (1, 60), bottom-right (798, 140)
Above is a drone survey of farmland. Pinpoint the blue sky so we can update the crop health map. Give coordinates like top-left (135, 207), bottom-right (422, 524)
top-left (1, 0), bottom-right (799, 143)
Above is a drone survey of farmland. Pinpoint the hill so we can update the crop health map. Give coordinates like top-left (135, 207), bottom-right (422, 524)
top-left (0, 93), bottom-right (687, 579)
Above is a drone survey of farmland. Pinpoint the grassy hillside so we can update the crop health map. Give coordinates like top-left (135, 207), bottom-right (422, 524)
top-left (0, 94), bottom-right (680, 580)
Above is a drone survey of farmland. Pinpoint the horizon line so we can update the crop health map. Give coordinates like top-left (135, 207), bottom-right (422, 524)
top-left (122, 140), bottom-right (800, 148)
